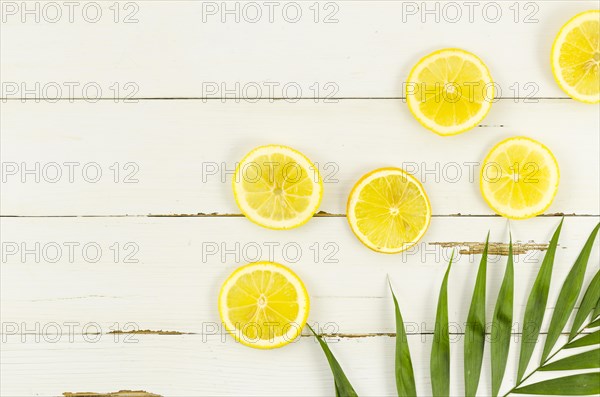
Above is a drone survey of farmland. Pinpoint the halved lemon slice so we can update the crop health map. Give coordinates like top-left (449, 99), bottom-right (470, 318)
top-left (551, 10), bottom-right (600, 103)
top-left (406, 48), bottom-right (495, 136)
top-left (219, 262), bottom-right (310, 349)
top-left (233, 145), bottom-right (323, 230)
top-left (347, 168), bottom-right (432, 253)
top-left (480, 137), bottom-right (560, 220)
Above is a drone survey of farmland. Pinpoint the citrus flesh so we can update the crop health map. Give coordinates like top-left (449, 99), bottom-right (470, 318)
top-left (233, 145), bottom-right (323, 230)
top-left (219, 262), bottom-right (310, 349)
top-left (480, 137), bottom-right (560, 220)
top-left (552, 10), bottom-right (600, 103)
top-left (347, 168), bottom-right (432, 253)
top-left (406, 48), bottom-right (494, 136)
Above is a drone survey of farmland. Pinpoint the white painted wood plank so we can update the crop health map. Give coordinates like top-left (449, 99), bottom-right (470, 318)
top-left (1, 333), bottom-right (594, 396)
top-left (2, 1), bottom-right (598, 98)
top-left (2, 99), bottom-right (598, 215)
top-left (2, 216), bottom-right (598, 334)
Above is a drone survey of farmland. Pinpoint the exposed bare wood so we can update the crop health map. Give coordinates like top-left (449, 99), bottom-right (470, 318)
top-left (63, 391), bottom-right (161, 397)
top-left (108, 330), bottom-right (192, 336)
top-left (429, 241), bottom-right (549, 255)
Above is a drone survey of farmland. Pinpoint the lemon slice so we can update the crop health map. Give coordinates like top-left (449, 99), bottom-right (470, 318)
top-left (480, 137), bottom-right (560, 220)
top-left (218, 262), bottom-right (310, 349)
top-left (233, 145), bottom-right (323, 230)
top-left (551, 10), bottom-right (600, 103)
top-left (347, 168), bottom-right (432, 253)
top-left (406, 48), bottom-right (495, 136)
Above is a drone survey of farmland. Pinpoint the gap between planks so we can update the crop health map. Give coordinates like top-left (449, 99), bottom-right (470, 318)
top-left (0, 97), bottom-right (573, 101)
top-left (4, 213), bottom-right (597, 255)
top-left (1, 213), bottom-right (596, 218)
top-left (63, 391), bottom-right (161, 397)
top-left (4, 330), bottom-right (594, 338)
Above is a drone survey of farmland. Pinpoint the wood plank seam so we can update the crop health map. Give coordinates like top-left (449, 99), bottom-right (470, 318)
top-left (1, 214), bottom-right (597, 218)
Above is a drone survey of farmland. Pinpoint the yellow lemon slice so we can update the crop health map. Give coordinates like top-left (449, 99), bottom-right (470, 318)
top-left (406, 48), bottom-right (495, 136)
top-left (218, 262), bottom-right (310, 349)
top-left (551, 10), bottom-right (600, 103)
top-left (347, 168), bottom-right (432, 253)
top-left (232, 145), bottom-right (323, 230)
top-left (480, 137), bottom-right (560, 220)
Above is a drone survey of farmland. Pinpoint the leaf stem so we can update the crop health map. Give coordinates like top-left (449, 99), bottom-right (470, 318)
top-left (502, 349), bottom-right (560, 396)
top-left (502, 319), bottom-right (595, 397)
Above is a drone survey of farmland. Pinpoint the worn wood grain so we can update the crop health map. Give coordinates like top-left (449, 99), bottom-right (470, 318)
top-left (2, 100), bottom-right (598, 216)
top-left (2, 216), bottom-right (598, 335)
top-left (2, 1), bottom-right (598, 98)
top-left (1, 334), bottom-right (593, 397)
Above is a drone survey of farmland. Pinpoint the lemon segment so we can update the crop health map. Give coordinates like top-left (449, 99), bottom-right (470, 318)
top-left (233, 145), bottom-right (323, 230)
top-left (406, 48), bottom-right (494, 136)
top-left (219, 262), bottom-right (310, 349)
top-left (347, 168), bottom-right (432, 254)
top-left (551, 10), bottom-right (600, 103)
top-left (480, 137), bottom-right (560, 220)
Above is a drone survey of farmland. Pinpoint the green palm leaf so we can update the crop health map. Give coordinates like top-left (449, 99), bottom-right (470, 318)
top-left (389, 279), bottom-right (417, 397)
top-left (491, 237), bottom-right (514, 397)
top-left (517, 219), bottom-right (563, 381)
top-left (431, 251), bottom-right (454, 397)
top-left (512, 373), bottom-right (600, 395)
top-left (570, 270), bottom-right (600, 340)
top-left (506, 222), bottom-right (600, 396)
top-left (308, 324), bottom-right (358, 397)
top-left (464, 234), bottom-right (489, 397)
top-left (565, 330), bottom-right (600, 349)
top-left (541, 223), bottom-right (600, 363)
top-left (587, 318), bottom-right (600, 329)
top-left (539, 349), bottom-right (600, 371)
top-left (592, 298), bottom-right (600, 321)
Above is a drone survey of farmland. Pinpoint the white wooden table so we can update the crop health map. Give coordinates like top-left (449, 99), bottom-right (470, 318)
top-left (1, 1), bottom-right (599, 396)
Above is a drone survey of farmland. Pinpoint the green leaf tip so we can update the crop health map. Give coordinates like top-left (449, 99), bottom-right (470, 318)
top-left (491, 237), bottom-right (514, 397)
top-left (430, 250), bottom-right (454, 397)
top-left (388, 280), bottom-right (417, 397)
top-left (307, 324), bottom-right (358, 397)
top-left (464, 236), bottom-right (489, 397)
